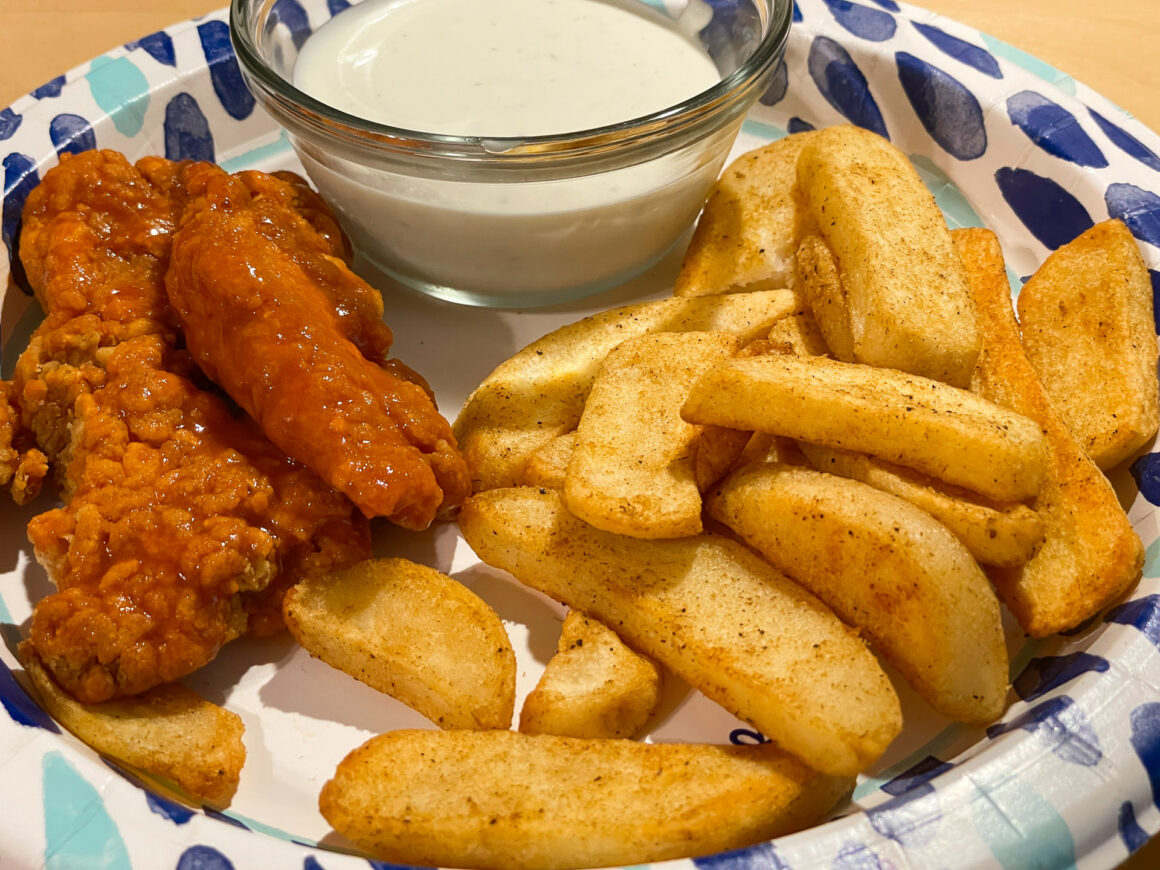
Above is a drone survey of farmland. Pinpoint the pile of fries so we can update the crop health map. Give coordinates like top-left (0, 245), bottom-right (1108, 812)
top-left (21, 125), bottom-right (1157, 869)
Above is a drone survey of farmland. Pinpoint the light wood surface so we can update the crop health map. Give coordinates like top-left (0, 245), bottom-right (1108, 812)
top-left (1, 1), bottom-right (1158, 868)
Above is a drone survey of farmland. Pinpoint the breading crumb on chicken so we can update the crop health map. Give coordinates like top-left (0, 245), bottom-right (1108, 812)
top-left (0, 380), bottom-right (47, 504)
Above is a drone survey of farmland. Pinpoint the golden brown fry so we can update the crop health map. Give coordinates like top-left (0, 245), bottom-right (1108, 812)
top-left (453, 291), bottom-right (798, 492)
top-left (283, 558), bottom-right (515, 730)
top-left (682, 353), bottom-right (1047, 502)
top-left (519, 611), bottom-right (661, 739)
top-left (320, 729), bottom-right (852, 870)
top-left (794, 234), bottom-right (855, 361)
top-left (764, 305), bottom-right (831, 357)
top-left (797, 443), bottom-right (1043, 567)
top-left (564, 331), bottom-right (741, 538)
top-left (1017, 219), bottom-right (1159, 469)
top-left (460, 487), bottom-right (901, 777)
top-left (525, 426), bottom-right (750, 496)
top-left (707, 463), bottom-right (1009, 723)
top-left (734, 432), bottom-right (808, 469)
top-left (21, 646), bottom-right (244, 807)
top-left (684, 335), bottom-right (784, 487)
top-left (797, 125), bottom-right (979, 386)
top-left (521, 426), bottom-right (749, 498)
top-left (692, 424), bottom-right (754, 492)
top-left (674, 132), bottom-right (818, 296)
top-left (956, 227), bottom-right (1144, 636)
top-left (521, 433), bottom-right (575, 488)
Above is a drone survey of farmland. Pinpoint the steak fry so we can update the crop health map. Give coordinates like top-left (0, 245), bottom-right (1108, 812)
top-left (12, 150), bottom-right (370, 703)
top-left (165, 163), bottom-right (470, 530)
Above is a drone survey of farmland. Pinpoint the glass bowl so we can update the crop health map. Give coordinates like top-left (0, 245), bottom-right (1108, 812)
top-left (230, 0), bottom-right (793, 307)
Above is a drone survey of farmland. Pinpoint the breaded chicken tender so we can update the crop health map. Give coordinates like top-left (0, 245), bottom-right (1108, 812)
top-left (165, 163), bottom-right (469, 530)
top-left (12, 151), bottom-right (370, 702)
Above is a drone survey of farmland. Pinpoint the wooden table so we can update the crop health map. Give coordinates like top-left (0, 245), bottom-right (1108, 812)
top-left (1, 1), bottom-right (1158, 868)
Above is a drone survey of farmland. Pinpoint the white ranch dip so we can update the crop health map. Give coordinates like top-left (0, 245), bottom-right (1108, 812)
top-left (294, 0), bottom-right (721, 136)
top-left (290, 0), bottom-right (734, 305)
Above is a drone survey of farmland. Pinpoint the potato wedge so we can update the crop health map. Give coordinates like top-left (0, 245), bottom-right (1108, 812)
top-left (734, 431), bottom-right (808, 469)
top-left (798, 443), bottom-right (1043, 567)
top-left (797, 125), bottom-right (979, 386)
top-left (320, 729), bottom-right (852, 870)
top-left (674, 132), bottom-right (818, 296)
top-left (460, 487), bottom-right (901, 776)
top-left (692, 424), bottom-right (754, 491)
top-left (21, 645), bottom-right (244, 807)
top-left (707, 463), bottom-right (1009, 723)
top-left (283, 557), bottom-right (515, 729)
top-left (681, 353), bottom-right (1047, 501)
top-left (519, 611), bottom-right (661, 739)
top-left (693, 338), bottom-right (811, 481)
top-left (521, 432), bottom-right (575, 488)
top-left (956, 227), bottom-right (1144, 636)
top-left (764, 304), bottom-right (831, 357)
top-left (525, 426), bottom-right (749, 496)
top-left (525, 427), bottom-right (749, 495)
top-left (454, 290), bottom-right (800, 491)
top-left (1017, 219), bottom-right (1159, 469)
top-left (794, 233), bottom-right (855, 361)
top-left (564, 331), bottom-right (741, 538)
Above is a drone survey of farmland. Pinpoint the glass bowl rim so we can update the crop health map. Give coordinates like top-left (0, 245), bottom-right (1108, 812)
top-left (228, 0), bottom-right (794, 161)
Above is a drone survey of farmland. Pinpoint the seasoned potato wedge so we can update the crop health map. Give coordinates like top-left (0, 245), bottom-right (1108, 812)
top-left (1017, 219), bottom-right (1159, 469)
top-left (524, 425), bottom-right (748, 496)
top-left (764, 304), bottom-right (831, 357)
top-left (522, 432), bottom-right (575, 488)
top-left (797, 125), bottom-right (979, 386)
top-left (675, 132), bottom-right (817, 296)
top-left (564, 331), bottom-right (741, 538)
top-left (460, 487), bottom-right (901, 776)
top-left (321, 729), bottom-right (851, 870)
top-left (707, 463), bottom-right (1009, 723)
top-left (956, 227), bottom-right (1144, 636)
top-left (519, 611), bottom-right (661, 739)
top-left (794, 233), bottom-right (855, 361)
top-left (21, 646), bottom-right (244, 807)
top-left (798, 443), bottom-right (1043, 567)
top-left (692, 424), bottom-right (754, 492)
top-left (734, 431), bottom-right (808, 469)
top-left (283, 558), bottom-right (515, 730)
top-left (454, 291), bottom-right (800, 491)
top-left (681, 353), bottom-right (1047, 501)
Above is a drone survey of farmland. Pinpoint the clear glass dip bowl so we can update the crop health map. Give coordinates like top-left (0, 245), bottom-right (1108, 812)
top-left (231, 0), bottom-right (793, 308)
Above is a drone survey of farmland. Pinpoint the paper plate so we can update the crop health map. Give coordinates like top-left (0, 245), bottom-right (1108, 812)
top-left (3, 1), bottom-right (1160, 868)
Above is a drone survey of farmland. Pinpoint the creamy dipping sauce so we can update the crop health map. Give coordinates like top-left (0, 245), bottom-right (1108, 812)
top-left (294, 0), bottom-right (720, 136)
top-left (289, 0), bottom-right (738, 305)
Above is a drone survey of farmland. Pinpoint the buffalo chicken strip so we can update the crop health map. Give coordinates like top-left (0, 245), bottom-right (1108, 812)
top-left (11, 150), bottom-right (370, 703)
top-left (165, 162), bottom-right (469, 530)
top-left (0, 382), bottom-right (47, 504)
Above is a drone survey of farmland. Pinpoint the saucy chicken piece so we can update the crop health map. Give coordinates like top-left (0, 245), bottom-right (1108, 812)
top-left (165, 162), bottom-right (470, 530)
top-left (14, 153), bottom-right (184, 481)
top-left (13, 150), bottom-right (370, 702)
top-left (0, 382), bottom-right (46, 504)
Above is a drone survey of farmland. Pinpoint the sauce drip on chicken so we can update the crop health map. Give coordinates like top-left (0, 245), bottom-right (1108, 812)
top-left (165, 162), bottom-right (470, 529)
